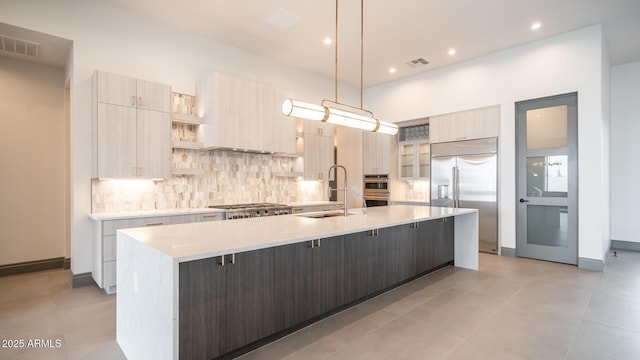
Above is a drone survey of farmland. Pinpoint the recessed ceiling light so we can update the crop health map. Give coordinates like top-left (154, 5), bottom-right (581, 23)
top-left (389, 67), bottom-right (396, 74)
top-left (448, 48), bottom-right (456, 55)
top-left (323, 37), bottom-right (332, 45)
top-left (531, 22), bottom-right (541, 30)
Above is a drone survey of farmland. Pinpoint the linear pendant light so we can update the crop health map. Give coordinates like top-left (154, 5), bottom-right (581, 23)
top-left (281, 0), bottom-right (398, 136)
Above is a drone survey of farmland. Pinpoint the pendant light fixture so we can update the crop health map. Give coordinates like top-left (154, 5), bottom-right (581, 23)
top-left (281, 0), bottom-right (398, 136)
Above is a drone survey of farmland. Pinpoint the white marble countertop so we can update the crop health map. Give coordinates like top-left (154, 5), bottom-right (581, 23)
top-left (287, 201), bottom-right (340, 207)
top-left (90, 201), bottom-right (340, 221)
top-left (119, 205), bottom-right (477, 263)
top-left (89, 208), bottom-right (224, 221)
top-left (391, 199), bottom-right (430, 205)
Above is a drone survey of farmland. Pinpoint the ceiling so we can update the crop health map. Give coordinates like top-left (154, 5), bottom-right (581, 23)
top-left (98, 0), bottom-right (640, 87)
top-left (2, 1), bottom-right (639, 87)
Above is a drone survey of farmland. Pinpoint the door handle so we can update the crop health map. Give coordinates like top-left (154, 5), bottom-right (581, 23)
top-left (519, 199), bottom-right (529, 203)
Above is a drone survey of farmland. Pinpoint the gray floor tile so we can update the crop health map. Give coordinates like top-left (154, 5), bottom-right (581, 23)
top-left (468, 310), bottom-right (580, 359)
top-left (444, 339), bottom-right (528, 360)
top-left (403, 288), bottom-right (501, 338)
top-left (3, 250), bottom-right (640, 359)
top-left (325, 316), bottom-right (465, 360)
top-left (583, 290), bottom-right (640, 332)
top-left (566, 320), bottom-right (640, 360)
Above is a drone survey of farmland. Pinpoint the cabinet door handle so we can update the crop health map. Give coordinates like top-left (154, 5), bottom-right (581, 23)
top-left (230, 253), bottom-right (236, 264)
top-left (316, 239), bottom-right (321, 247)
top-left (309, 240), bottom-right (315, 248)
top-left (145, 222), bottom-right (164, 226)
top-left (201, 214), bottom-right (219, 219)
top-left (138, 96), bottom-right (143, 107)
top-left (219, 254), bottom-right (225, 266)
top-left (131, 96), bottom-right (135, 106)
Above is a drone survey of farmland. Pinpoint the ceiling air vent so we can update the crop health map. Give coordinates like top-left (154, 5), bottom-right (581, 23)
top-left (0, 34), bottom-right (40, 58)
top-left (405, 57), bottom-right (429, 68)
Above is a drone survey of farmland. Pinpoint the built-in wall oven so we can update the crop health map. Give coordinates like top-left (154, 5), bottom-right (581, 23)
top-left (363, 175), bottom-right (390, 207)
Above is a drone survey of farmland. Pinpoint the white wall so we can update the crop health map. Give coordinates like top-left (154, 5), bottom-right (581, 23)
top-left (365, 25), bottom-right (610, 263)
top-left (0, 57), bottom-right (67, 265)
top-left (1, 0), bottom-right (359, 275)
top-left (611, 61), bottom-right (640, 243)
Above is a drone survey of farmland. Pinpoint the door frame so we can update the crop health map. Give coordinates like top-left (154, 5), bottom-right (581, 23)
top-left (515, 92), bottom-right (579, 265)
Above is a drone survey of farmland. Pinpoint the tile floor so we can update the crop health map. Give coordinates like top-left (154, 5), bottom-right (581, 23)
top-left (1, 250), bottom-right (639, 360)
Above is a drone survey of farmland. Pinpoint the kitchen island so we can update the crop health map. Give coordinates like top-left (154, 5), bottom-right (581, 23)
top-left (116, 205), bottom-right (478, 360)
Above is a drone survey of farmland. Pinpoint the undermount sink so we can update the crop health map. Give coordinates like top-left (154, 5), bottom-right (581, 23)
top-left (295, 210), bottom-right (361, 218)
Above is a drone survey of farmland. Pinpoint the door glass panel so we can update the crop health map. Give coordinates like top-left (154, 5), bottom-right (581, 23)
top-left (400, 143), bottom-right (414, 177)
top-left (526, 155), bottom-right (568, 197)
top-left (419, 143), bottom-right (430, 178)
top-left (526, 205), bottom-right (568, 247)
top-left (526, 105), bottom-right (568, 150)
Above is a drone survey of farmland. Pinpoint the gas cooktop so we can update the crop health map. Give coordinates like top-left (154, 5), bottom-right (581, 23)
top-left (209, 202), bottom-right (289, 210)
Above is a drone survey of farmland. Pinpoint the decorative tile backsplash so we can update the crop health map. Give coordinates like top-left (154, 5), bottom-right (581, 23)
top-left (404, 180), bottom-right (430, 202)
top-left (91, 150), bottom-right (325, 213)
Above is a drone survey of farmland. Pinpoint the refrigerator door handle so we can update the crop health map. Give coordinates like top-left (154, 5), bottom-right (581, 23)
top-left (452, 166), bottom-right (460, 208)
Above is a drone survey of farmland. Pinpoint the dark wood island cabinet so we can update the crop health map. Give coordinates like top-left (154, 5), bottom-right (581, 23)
top-left (178, 217), bottom-right (455, 359)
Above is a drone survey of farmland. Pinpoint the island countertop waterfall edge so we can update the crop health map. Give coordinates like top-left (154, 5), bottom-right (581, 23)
top-left (116, 205), bottom-right (479, 360)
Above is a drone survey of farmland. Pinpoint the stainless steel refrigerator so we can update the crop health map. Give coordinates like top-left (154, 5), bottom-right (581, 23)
top-left (430, 138), bottom-right (498, 253)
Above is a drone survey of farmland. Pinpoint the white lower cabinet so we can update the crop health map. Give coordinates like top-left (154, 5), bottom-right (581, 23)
top-left (93, 213), bottom-right (221, 294)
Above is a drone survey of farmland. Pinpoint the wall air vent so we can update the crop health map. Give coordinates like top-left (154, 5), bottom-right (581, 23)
top-left (405, 57), bottom-right (429, 68)
top-left (0, 34), bottom-right (40, 58)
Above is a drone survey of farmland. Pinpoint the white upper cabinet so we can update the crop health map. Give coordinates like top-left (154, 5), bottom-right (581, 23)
top-left (429, 106), bottom-right (500, 143)
top-left (196, 72), bottom-right (296, 154)
top-left (136, 79), bottom-right (171, 113)
top-left (95, 71), bottom-right (170, 112)
top-left (92, 71), bottom-right (171, 179)
top-left (301, 119), bottom-right (334, 181)
top-left (96, 103), bottom-right (137, 178)
top-left (363, 131), bottom-right (393, 175)
top-left (136, 110), bottom-right (171, 179)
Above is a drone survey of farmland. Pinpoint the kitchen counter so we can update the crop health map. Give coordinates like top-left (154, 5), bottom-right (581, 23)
top-left (116, 205), bottom-right (478, 360)
top-left (88, 207), bottom-right (223, 221)
top-left (286, 200), bottom-right (340, 207)
top-left (391, 199), bottom-right (430, 206)
top-left (118, 205), bottom-right (476, 263)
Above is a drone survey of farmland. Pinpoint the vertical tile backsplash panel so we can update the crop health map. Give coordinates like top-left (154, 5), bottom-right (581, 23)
top-left (92, 151), bottom-right (325, 213)
top-left (404, 180), bottom-right (430, 202)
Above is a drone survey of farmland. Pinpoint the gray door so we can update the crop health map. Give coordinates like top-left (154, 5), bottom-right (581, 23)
top-left (516, 93), bottom-right (578, 264)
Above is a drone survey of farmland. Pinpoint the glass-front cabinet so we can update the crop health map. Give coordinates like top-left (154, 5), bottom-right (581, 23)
top-left (400, 142), bottom-right (415, 178)
top-left (398, 123), bottom-right (430, 180)
top-left (399, 140), bottom-right (430, 180)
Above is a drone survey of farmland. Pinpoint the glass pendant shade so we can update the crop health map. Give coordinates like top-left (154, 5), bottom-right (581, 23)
top-left (281, 98), bottom-right (327, 121)
top-left (375, 120), bottom-right (399, 135)
top-left (325, 107), bottom-right (377, 131)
